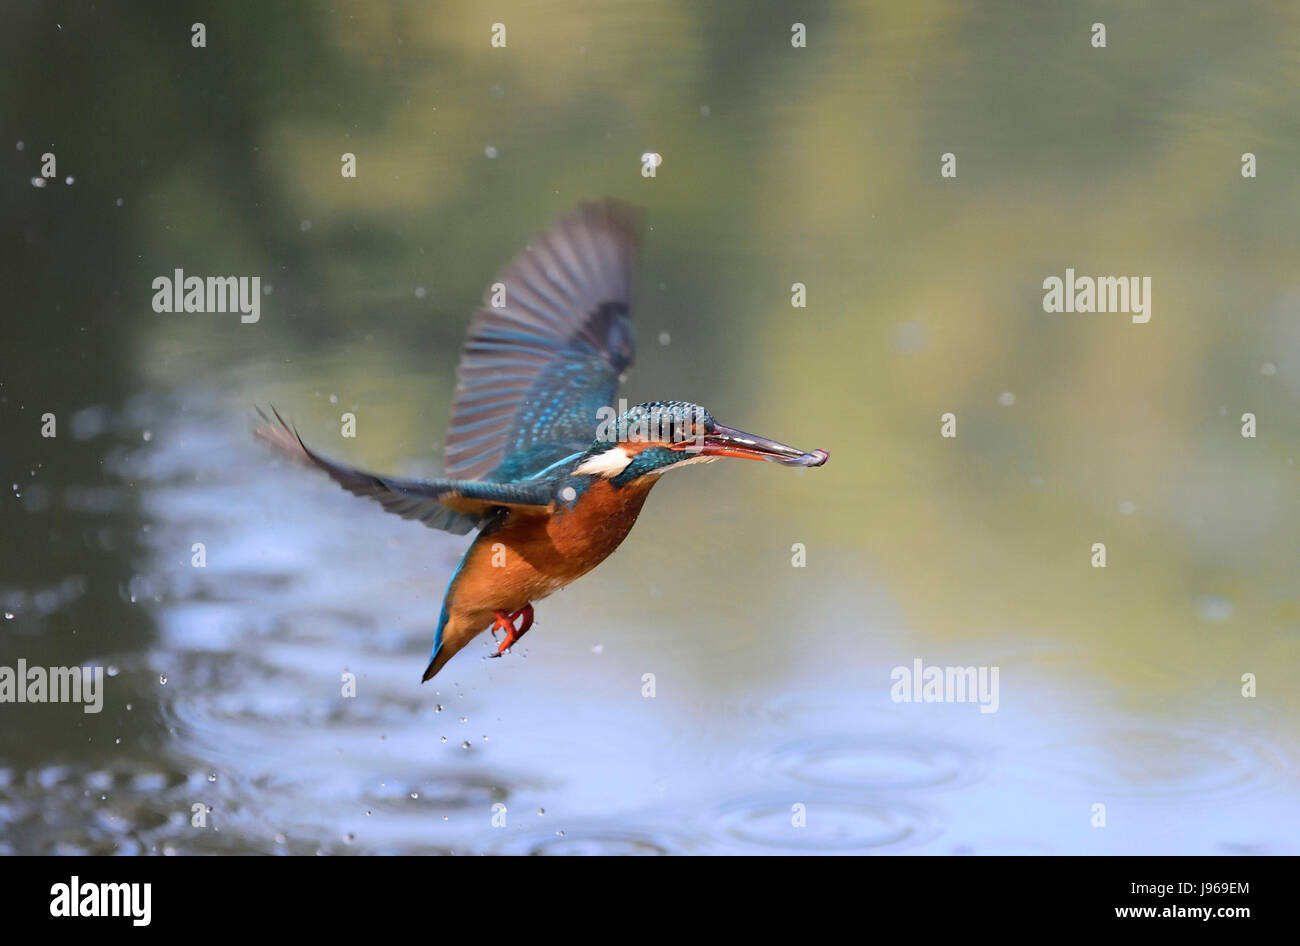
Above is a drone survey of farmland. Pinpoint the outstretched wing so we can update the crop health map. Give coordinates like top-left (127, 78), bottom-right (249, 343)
top-left (443, 199), bottom-right (641, 482)
top-left (255, 409), bottom-right (553, 535)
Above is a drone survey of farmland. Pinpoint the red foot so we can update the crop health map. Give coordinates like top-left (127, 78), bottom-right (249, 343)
top-left (488, 605), bottom-right (534, 657)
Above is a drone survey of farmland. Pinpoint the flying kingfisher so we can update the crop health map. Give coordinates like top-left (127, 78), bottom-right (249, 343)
top-left (256, 200), bottom-right (828, 682)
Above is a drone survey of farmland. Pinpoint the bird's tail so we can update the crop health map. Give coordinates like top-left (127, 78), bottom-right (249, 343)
top-left (420, 609), bottom-right (491, 682)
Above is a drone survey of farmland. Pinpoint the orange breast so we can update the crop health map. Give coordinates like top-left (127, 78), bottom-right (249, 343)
top-left (448, 477), bottom-right (657, 617)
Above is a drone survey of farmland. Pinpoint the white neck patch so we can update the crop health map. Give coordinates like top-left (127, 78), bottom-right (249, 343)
top-left (574, 445), bottom-right (634, 478)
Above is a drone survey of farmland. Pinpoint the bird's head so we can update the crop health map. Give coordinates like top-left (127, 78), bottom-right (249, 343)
top-left (573, 400), bottom-right (828, 488)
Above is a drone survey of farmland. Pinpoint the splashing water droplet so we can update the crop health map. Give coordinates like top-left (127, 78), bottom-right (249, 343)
top-left (1196, 596), bottom-right (1234, 622)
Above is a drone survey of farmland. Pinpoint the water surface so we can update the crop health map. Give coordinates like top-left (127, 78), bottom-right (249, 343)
top-left (2, 0), bottom-right (1298, 854)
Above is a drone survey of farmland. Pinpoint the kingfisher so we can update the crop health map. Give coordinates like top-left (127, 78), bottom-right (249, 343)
top-left (256, 200), bottom-right (828, 682)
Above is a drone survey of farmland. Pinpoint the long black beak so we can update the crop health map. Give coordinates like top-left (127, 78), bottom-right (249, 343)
top-left (695, 424), bottom-right (828, 467)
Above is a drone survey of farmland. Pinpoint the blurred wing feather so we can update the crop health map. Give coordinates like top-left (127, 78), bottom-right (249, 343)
top-left (255, 409), bottom-right (552, 536)
top-left (443, 200), bottom-right (641, 481)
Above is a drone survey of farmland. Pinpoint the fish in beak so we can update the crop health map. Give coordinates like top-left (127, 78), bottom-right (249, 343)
top-left (688, 424), bottom-right (829, 467)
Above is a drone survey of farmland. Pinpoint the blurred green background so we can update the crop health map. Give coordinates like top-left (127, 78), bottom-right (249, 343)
top-left (1, 0), bottom-right (1297, 854)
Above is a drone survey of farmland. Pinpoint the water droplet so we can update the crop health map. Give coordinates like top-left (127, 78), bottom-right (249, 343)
top-left (561, 486), bottom-right (577, 502)
top-left (440, 736), bottom-right (447, 743)
top-left (114, 197), bottom-right (124, 207)
top-left (274, 833), bottom-right (287, 844)
top-left (658, 331), bottom-right (671, 345)
top-left (414, 286), bottom-right (427, 299)
top-left (343, 833), bottom-right (355, 844)
top-left (64, 175), bottom-right (74, 185)
top-left (106, 665), bottom-right (119, 677)
top-left (1260, 362), bottom-right (1277, 376)
top-left (1196, 596), bottom-right (1234, 622)
top-left (435, 704), bottom-right (443, 712)
top-left (328, 393), bottom-right (338, 404)
top-left (459, 716), bottom-right (467, 723)
top-left (141, 430), bottom-right (152, 442)
top-left (641, 151), bottom-right (663, 169)
top-left (998, 391), bottom-right (1016, 407)
top-left (410, 792), bottom-right (419, 799)
top-left (592, 644), bottom-right (604, 654)
top-left (158, 675), bottom-right (167, 685)
top-left (460, 741), bottom-right (471, 749)
top-left (207, 772), bottom-right (217, 782)
top-left (700, 104), bottom-right (711, 117)
top-left (3, 613), bottom-right (12, 621)
top-left (484, 145), bottom-right (498, 159)
top-left (300, 219), bottom-right (312, 232)
top-left (31, 177), bottom-right (46, 188)
top-left (538, 807), bottom-right (545, 816)
top-left (1118, 501), bottom-right (1136, 515)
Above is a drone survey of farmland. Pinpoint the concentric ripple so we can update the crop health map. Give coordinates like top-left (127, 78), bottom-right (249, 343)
top-left (708, 795), bottom-right (942, 853)
top-left (761, 735), bottom-right (981, 792)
